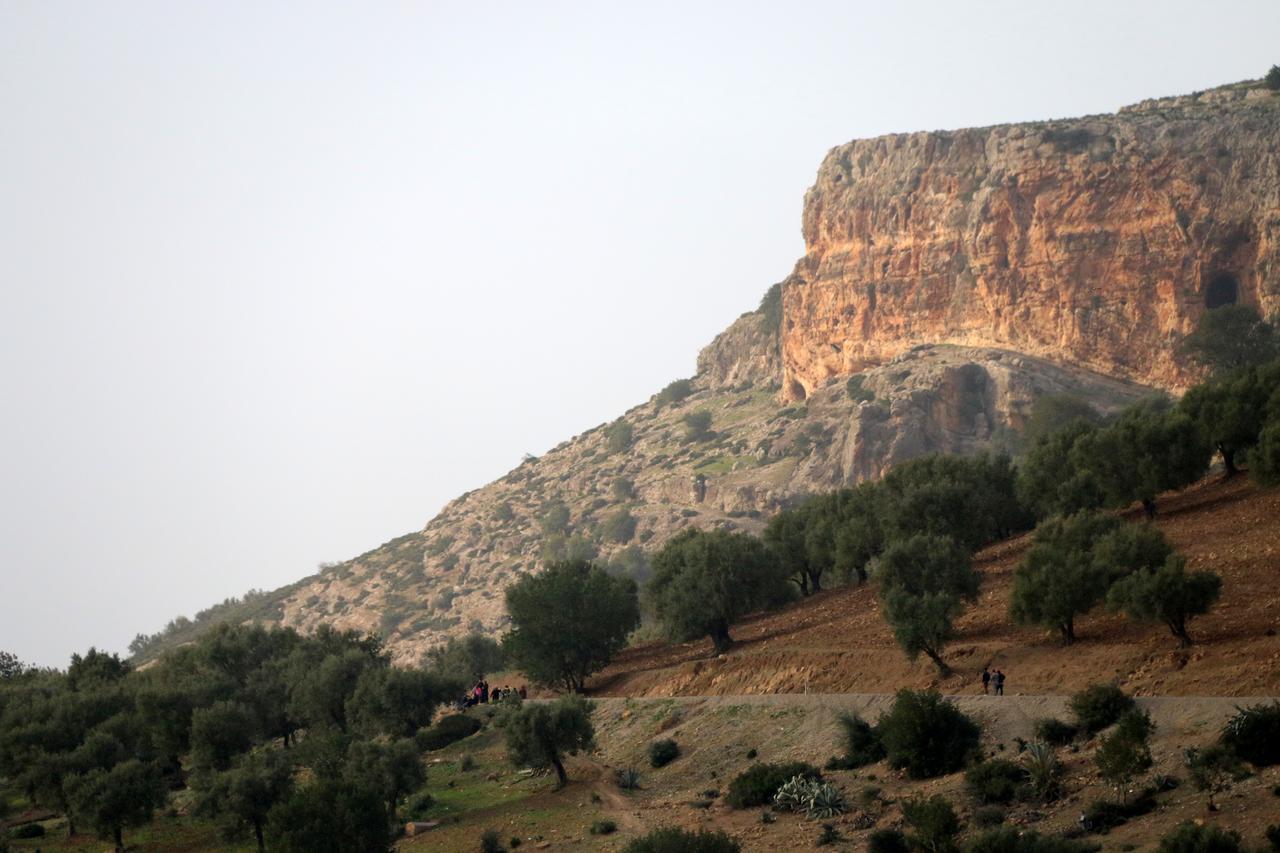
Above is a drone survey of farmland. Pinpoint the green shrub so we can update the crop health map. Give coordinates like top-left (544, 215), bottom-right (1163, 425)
top-left (1265, 824), bottom-right (1280, 851)
top-left (964, 826), bottom-right (1102, 852)
top-left (8, 824), bottom-right (45, 839)
top-left (831, 711), bottom-right (884, 768)
top-left (606, 420), bottom-right (635, 454)
top-left (877, 689), bottom-right (981, 779)
top-left (416, 714), bottom-right (481, 750)
top-left (683, 410), bottom-right (713, 442)
top-left (649, 738), bottom-right (680, 768)
top-left (590, 819), bottom-right (618, 835)
top-left (655, 379), bottom-right (695, 409)
top-left (602, 508), bottom-right (638, 544)
top-left (725, 762), bottom-right (821, 809)
top-left (817, 823), bottom-right (841, 846)
top-left (868, 829), bottom-right (911, 853)
top-left (1069, 684), bottom-right (1134, 734)
top-left (481, 828), bottom-right (506, 853)
top-left (847, 375), bottom-right (875, 403)
top-left (1265, 65), bottom-right (1280, 91)
top-left (1220, 701), bottom-right (1280, 766)
top-left (1034, 718), bottom-right (1078, 746)
top-left (972, 805), bottom-right (1006, 828)
top-left (1081, 789), bottom-right (1157, 833)
top-left (611, 478), bottom-right (636, 501)
top-left (623, 827), bottom-right (741, 853)
top-left (1156, 821), bottom-right (1242, 853)
top-left (404, 790), bottom-right (434, 820)
top-left (902, 794), bottom-right (961, 852)
top-left (965, 759), bottom-right (1028, 804)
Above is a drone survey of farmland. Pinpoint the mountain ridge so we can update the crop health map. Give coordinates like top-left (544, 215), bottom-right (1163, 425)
top-left (133, 78), bottom-right (1280, 666)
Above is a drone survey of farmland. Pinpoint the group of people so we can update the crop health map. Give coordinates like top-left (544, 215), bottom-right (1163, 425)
top-left (462, 679), bottom-right (525, 707)
top-left (980, 666), bottom-right (1007, 695)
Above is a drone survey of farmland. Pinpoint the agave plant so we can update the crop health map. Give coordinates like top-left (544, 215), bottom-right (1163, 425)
top-left (1021, 741), bottom-right (1063, 803)
top-left (615, 766), bottom-right (642, 790)
top-left (773, 775), bottom-right (820, 812)
top-left (806, 782), bottom-right (848, 819)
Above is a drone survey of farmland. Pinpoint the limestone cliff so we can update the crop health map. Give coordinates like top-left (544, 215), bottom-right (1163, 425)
top-left (781, 81), bottom-right (1280, 400)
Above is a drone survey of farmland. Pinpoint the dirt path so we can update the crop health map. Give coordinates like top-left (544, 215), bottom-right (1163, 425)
top-left (587, 767), bottom-right (648, 835)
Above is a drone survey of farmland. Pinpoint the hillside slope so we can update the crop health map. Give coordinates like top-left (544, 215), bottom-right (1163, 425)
top-left (591, 473), bottom-right (1280, 698)
top-left (137, 80), bottom-right (1280, 665)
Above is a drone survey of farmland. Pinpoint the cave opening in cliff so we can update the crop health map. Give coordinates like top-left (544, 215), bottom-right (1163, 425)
top-left (1204, 273), bottom-right (1239, 309)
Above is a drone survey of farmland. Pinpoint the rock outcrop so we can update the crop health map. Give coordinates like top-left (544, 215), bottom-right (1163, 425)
top-left (781, 82), bottom-right (1280, 400)
top-left (695, 300), bottom-right (781, 389)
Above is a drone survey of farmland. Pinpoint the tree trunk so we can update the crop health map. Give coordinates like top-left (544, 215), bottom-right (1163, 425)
top-left (1061, 620), bottom-right (1076, 646)
top-left (61, 794), bottom-right (76, 837)
top-left (551, 753), bottom-right (568, 788)
top-left (809, 571), bottom-right (822, 594)
top-left (711, 623), bottom-right (734, 654)
top-left (795, 574), bottom-right (809, 596)
top-left (1141, 498), bottom-right (1157, 519)
top-left (924, 647), bottom-right (952, 677)
top-left (1221, 445), bottom-right (1238, 478)
top-left (114, 825), bottom-right (124, 853)
top-left (254, 820), bottom-right (266, 853)
top-left (1170, 619), bottom-right (1193, 647)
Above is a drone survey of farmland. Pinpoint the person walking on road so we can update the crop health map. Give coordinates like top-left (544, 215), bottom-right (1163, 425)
top-left (981, 667), bottom-right (991, 694)
top-left (994, 670), bottom-right (1006, 696)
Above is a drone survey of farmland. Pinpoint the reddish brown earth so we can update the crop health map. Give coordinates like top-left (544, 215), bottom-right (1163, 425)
top-left (590, 474), bottom-right (1280, 698)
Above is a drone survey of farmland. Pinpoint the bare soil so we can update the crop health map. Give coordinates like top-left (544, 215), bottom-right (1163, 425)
top-left (590, 474), bottom-right (1280, 699)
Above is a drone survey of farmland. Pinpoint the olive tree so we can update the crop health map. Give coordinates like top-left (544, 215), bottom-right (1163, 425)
top-left (1177, 304), bottom-right (1278, 375)
top-left (873, 534), bottom-right (979, 675)
top-left (1009, 512), bottom-right (1122, 645)
top-left (1180, 363), bottom-right (1280, 477)
top-left (502, 695), bottom-right (595, 788)
top-left (1106, 556), bottom-right (1221, 647)
top-left (193, 750), bottom-right (294, 851)
top-left (502, 559), bottom-right (639, 692)
top-left (66, 759), bottom-right (167, 852)
top-left (648, 529), bottom-right (790, 653)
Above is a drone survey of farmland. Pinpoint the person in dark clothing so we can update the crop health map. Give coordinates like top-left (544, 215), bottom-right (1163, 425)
top-left (994, 670), bottom-right (1006, 696)
top-left (480, 680), bottom-right (490, 703)
top-left (518, 685), bottom-right (527, 699)
top-left (981, 667), bottom-right (991, 695)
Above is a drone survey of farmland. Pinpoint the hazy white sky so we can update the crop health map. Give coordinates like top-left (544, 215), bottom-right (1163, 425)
top-left (2, 1), bottom-right (1277, 667)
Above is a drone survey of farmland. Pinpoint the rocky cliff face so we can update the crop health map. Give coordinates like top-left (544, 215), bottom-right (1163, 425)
top-left (781, 82), bottom-right (1280, 400)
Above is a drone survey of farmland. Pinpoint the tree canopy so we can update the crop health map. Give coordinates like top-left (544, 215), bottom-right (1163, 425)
top-left (648, 528), bottom-right (791, 652)
top-left (1178, 304), bottom-right (1278, 375)
top-left (874, 534), bottom-right (980, 674)
top-left (501, 694), bottom-right (595, 788)
top-left (502, 559), bottom-right (639, 692)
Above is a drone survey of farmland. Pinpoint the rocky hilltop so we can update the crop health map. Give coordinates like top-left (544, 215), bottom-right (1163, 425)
top-left (141, 80), bottom-right (1279, 665)
top-left (782, 81), bottom-right (1280, 400)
